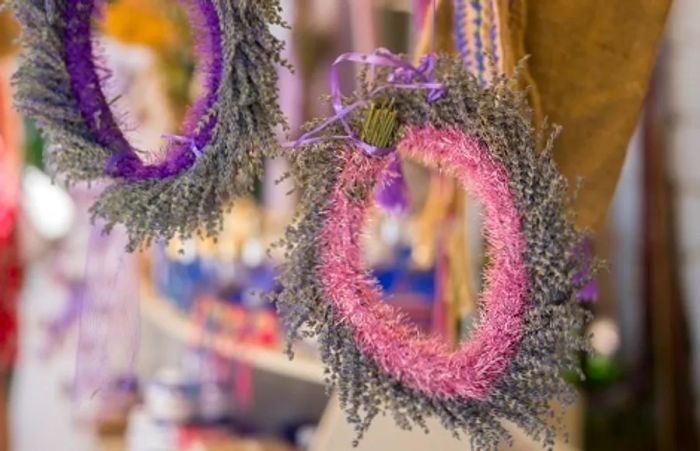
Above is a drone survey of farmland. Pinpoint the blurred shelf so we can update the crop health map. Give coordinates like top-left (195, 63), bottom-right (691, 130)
top-left (140, 291), bottom-right (325, 385)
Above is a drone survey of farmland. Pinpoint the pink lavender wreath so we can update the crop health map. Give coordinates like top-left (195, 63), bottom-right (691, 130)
top-left (274, 53), bottom-right (593, 450)
top-left (7, 0), bottom-right (287, 249)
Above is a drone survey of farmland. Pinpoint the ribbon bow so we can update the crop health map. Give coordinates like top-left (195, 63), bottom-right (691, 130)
top-left (286, 48), bottom-right (446, 213)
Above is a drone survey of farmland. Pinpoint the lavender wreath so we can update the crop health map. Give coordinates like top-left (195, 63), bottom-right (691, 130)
top-left (275, 52), bottom-right (594, 450)
top-left (7, 0), bottom-right (287, 249)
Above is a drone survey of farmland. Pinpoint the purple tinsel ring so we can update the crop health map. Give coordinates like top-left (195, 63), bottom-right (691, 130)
top-left (62, 0), bottom-right (223, 180)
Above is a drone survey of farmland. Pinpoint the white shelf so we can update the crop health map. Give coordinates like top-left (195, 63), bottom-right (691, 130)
top-left (140, 292), bottom-right (325, 385)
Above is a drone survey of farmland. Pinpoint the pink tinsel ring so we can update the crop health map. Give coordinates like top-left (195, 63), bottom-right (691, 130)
top-left (320, 125), bottom-right (527, 399)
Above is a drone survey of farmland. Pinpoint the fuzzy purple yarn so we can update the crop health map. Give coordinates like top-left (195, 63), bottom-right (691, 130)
top-left (179, 0), bottom-right (223, 151)
top-left (62, 0), bottom-right (224, 180)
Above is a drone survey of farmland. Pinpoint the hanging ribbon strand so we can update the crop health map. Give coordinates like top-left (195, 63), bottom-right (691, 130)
top-left (285, 48), bottom-right (446, 155)
top-left (284, 48), bottom-right (447, 214)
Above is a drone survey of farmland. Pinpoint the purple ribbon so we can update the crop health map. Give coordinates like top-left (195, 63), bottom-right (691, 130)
top-left (286, 48), bottom-right (446, 213)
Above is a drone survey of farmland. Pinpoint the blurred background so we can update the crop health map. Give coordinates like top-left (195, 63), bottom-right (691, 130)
top-left (0, 0), bottom-right (698, 450)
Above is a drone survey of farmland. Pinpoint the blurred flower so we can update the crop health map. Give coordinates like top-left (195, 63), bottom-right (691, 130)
top-left (590, 317), bottom-right (621, 358)
top-left (102, 0), bottom-right (196, 119)
top-left (103, 0), bottom-right (185, 51)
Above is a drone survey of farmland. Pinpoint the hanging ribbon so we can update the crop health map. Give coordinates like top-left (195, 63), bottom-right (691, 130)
top-left (285, 48), bottom-right (446, 213)
top-left (74, 218), bottom-right (140, 412)
top-left (287, 48), bottom-right (445, 152)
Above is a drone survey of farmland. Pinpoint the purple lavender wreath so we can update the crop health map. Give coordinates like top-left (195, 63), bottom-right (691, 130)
top-left (7, 0), bottom-right (287, 249)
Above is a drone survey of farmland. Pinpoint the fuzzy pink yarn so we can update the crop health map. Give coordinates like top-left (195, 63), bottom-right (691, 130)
top-left (319, 125), bottom-right (527, 399)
